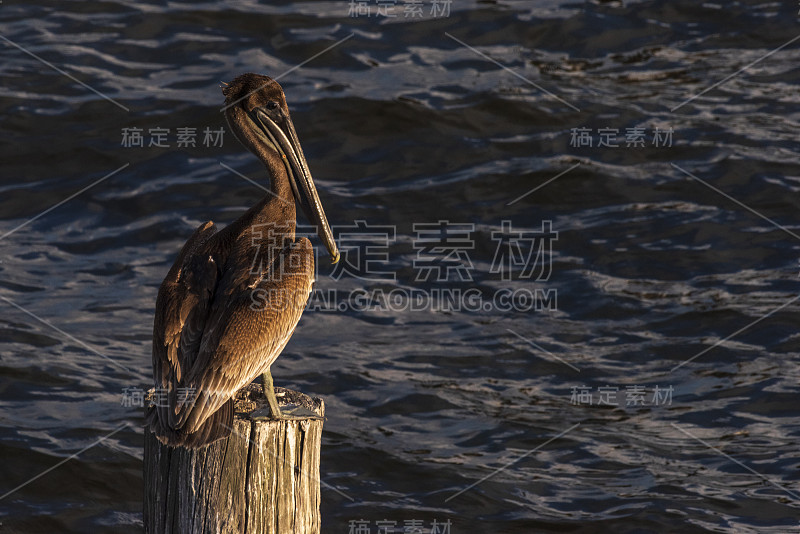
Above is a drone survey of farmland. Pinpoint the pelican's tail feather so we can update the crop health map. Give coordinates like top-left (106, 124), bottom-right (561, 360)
top-left (145, 398), bottom-right (234, 449)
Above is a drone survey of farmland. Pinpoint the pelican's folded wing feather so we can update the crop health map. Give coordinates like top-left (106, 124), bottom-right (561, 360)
top-left (176, 237), bottom-right (315, 434)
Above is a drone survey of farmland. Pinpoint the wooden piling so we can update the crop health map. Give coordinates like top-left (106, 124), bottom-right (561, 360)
top-left (143, 384), bottom-right (325, 534)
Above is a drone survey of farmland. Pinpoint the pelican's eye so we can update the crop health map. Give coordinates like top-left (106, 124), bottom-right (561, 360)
top-left (266, 101), bottom-right (278, 110)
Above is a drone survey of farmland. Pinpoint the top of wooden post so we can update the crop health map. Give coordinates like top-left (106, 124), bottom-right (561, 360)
top-left (234, 383), bottom-right (325, 421)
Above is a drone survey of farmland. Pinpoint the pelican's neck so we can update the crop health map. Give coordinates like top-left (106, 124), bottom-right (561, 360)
top-left (245, 147), bottom-right (296, 233)
top-left (263, 151), bottom-right (293, 203)
top-left (219, 147), bottom-right (297, 272)
top-left (223, 111), bottom-right (298, 243)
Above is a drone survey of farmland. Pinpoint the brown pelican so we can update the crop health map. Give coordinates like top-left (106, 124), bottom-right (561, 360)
top-left (145, 73), bottom-right (339, 448)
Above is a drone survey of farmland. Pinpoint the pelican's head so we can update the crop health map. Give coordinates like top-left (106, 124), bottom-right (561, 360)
top-left (223, 73), bottom-right (339, 263)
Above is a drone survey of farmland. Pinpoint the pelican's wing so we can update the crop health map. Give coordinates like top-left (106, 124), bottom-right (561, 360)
top-left (151, 221), bottom-right (218, 428)
top-left (177, 237), bottom-right (314, 434)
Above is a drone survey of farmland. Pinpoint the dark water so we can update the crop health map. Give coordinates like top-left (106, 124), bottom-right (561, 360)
top-left (1, 1), bottom-right (799, 532)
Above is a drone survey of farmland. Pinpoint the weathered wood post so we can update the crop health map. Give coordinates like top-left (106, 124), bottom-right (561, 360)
top-left (144, 384), bottom-right (324, 534)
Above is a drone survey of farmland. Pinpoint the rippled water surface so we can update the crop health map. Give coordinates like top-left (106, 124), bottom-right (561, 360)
top-left (1, 1), bottom-right (800, 532)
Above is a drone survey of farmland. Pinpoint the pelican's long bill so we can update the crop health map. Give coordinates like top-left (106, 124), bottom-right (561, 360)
top-left (249, 106), bottom-right (340, 264)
